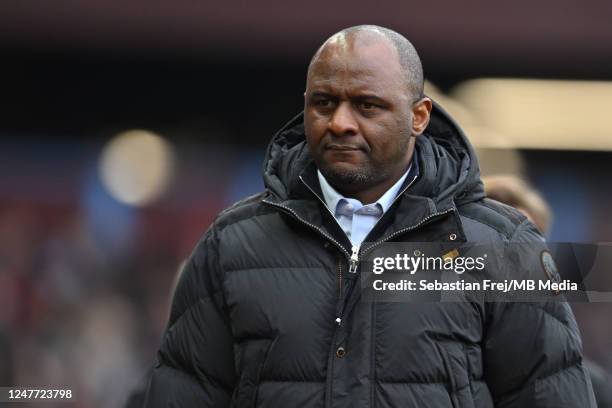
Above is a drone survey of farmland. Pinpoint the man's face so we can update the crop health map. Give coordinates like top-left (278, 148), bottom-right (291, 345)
top-left (304, 36), bottom-right (417, 193)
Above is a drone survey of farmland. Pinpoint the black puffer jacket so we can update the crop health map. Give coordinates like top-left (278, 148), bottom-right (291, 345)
top-left (144, 102), bottom-right (596, 407)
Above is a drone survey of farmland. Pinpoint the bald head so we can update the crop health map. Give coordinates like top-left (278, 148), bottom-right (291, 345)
top-left (308, 25), bottom-right (424, 101)
top-left (303, 25), bottom-right (433, 204)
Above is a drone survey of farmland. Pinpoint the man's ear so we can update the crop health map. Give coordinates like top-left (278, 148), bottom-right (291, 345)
top-left (411, 97), bottom-right (433, 136)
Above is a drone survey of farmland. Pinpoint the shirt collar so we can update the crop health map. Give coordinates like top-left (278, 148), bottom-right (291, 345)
top-left (317, 170), bottom-right (346, 216)
top-left (317, 160), bottom-right (413, 215)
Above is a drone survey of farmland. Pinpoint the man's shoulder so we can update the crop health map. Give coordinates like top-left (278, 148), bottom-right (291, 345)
top-left (457, 198), bottom-right (532, 242)
top-left (213, 191), bottom-right (275, 232)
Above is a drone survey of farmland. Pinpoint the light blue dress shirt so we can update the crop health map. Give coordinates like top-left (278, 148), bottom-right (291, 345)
top-left (317, 164), bottom-right (412, 247)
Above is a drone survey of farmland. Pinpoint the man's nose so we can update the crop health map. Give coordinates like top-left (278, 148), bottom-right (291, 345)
top-left (328, 103), bottom-right (358, 136)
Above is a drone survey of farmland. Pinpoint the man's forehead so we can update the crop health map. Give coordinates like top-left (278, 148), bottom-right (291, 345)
top-left (307, 37), bottom-right (404, 89)
top-left (308, 66), bottom-right (385, 89)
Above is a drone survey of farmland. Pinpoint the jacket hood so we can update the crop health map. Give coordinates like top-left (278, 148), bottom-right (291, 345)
top-left (262, 100), bottom-right (485, 210)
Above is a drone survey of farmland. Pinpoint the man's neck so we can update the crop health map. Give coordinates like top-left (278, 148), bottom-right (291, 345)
top-left (339, 160), bottom-right (413, 205)
top-left (325, 165), bottom-right (412, 211)
top-left (343, 177), bottom-right (402, 204)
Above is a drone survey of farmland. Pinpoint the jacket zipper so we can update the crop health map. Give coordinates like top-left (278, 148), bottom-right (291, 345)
top-left (335, 255), bottom-right (343, 328)
top-left (337, 254), bottom-right (343, 297)
top-left (349, 245), bottom-right (359, 273)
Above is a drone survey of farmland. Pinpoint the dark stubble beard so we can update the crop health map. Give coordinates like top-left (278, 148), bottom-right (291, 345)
top-left (318, 159), bottom-right (378, 192)
top-left (317, 135), bottom-right (411, 194)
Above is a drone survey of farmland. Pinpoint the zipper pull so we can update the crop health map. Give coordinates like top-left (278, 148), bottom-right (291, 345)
top-left (335, 317), bottom-right (342, 326)
top-left (349, 245), bottom-right (359, 273)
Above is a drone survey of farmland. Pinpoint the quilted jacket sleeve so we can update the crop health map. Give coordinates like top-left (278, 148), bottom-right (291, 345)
top-left (144, 226), bottom-right (236, 407)
top-left (483, 220), bottom-right (596, 407)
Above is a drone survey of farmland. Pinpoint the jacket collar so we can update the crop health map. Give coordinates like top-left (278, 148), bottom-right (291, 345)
top-left (263, 152), bottom-right (448, 251)
top-left (261, 100), bottom-right (482, 247)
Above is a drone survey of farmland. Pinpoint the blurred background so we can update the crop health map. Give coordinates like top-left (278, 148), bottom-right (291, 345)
top-left (1, 1), bottom-right (612, 407)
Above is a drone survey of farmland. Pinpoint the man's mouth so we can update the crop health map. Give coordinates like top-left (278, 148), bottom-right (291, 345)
top-left (326, 144), bottom-right (362, 151)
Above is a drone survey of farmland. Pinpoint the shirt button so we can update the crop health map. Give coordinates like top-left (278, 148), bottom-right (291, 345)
top-left (336, 346), bottom-right (346, 358)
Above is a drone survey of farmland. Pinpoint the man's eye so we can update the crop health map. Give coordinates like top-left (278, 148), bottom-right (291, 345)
top-left (360, 102), bottom-right (377, 110)
top-left (315, 99), bottom-right (333, 107)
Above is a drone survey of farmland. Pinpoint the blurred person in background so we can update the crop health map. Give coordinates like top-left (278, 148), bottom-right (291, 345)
top-left (483, 175), bottom-right (551, 235)
top-left (484, 174), bottom-right (612, 408)
top-left (144, 25), bottom-right (596, 407)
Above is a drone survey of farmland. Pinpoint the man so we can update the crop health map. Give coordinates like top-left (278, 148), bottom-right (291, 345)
top-left (144, 25), bottom-right (596, 407)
